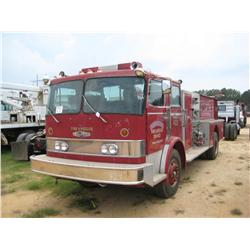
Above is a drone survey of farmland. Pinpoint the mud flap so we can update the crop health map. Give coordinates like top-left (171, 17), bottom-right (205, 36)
top-left (143, 164), bottom-right (154, 186)
top-left (10, 141), bottom-right (30, 161)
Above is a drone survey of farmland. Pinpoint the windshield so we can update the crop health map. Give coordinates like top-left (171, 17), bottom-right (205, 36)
top-left (83, 77), bottom-right (145, 115)
top-left (218, 105), bottom-right (226, 112)
top-left (48, 80), bottom-right (83, 114)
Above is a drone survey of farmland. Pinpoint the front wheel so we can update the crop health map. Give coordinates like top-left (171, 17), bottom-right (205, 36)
top-left (154, 149), bottom-right (182, 198)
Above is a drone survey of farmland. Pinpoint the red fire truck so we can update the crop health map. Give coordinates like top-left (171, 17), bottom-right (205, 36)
top-left (31, 62), bottom-right (224, 198)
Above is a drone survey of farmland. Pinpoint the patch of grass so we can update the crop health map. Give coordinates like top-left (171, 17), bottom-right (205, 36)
top-left (53, 180), bottom-right (84, 197)
top-left (230, 208), bottom-right (243, 216)
top-left (1, 187), bottom-right (16, 195)
top-left (23, 208), bottom-right (60, 218)
top-left (25, 181), bottom-right (42, 190)
top-left (1, 151), bottom-right (30, 175)
top-left (25, 176), bottom-right (55, 191)
top-left (4, 174), bottom-right (24, 184)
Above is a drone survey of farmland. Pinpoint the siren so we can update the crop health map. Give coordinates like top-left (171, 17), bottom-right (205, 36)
top-left (131, 62), bottom-right (138, 70)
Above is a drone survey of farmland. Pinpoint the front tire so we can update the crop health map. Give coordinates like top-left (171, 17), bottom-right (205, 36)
top-left (154, 149), bottom-right (182, 198)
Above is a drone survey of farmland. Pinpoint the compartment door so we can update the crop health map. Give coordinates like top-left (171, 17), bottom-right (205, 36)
top-left (182, 92), bottom-right (192, 149)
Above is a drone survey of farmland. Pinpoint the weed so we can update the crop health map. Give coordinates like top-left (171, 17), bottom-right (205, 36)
top-left (132, 199), bottom-right (146, 206)
top-left (23, 208), bottom-right (60, 218)
top-left (234, 181), bottom-right (243, 186)
top-left (69, 197), bottom-right (99, 212)
top-left (182, 176), bottom-right (193, 184)
top-left (230, 208), bottom-right (242, 216)
top-left (175, 208), bottom-right (185, 215)
top-left (214, 189), bottom-right (227, 196)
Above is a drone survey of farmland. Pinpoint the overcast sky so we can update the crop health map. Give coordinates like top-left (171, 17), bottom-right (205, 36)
top-left (1, 33), bottom-right (249, 92)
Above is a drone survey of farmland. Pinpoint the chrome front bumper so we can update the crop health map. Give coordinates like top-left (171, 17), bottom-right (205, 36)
top-left (30, 154), bottom-right (157, 186)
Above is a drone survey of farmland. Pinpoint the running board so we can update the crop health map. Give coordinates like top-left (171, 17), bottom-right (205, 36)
top-left (186, 146), bottom-right (211, 162)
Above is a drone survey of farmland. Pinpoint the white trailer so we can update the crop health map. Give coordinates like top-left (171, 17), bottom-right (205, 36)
top-left (217, 100), bottom-right (242, 140)
top-left (1, 81), bottom-right (48, 147)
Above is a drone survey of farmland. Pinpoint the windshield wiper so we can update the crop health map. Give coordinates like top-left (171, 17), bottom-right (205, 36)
top-left (82, 95), bottom-right (108, 123)
top-left (46, 106), bottom-right (60, 123)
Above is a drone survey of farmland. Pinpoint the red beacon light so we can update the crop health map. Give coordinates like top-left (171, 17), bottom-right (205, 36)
top-left (79, 61), bottom-right (143, 75)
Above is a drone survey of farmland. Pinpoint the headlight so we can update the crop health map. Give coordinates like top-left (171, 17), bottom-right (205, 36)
top-left (61, 142), bottom-right (69, 151)
top-left (54, 141), bottom-right (69, 151)
top-left (101, 144), bottom-right (109, 154)
top-left (55, 141), bottom-right (61, 150)
top-left (109, 144), bottom-right (119, 154)
top-left (101, 144), bottom-right (119, 155)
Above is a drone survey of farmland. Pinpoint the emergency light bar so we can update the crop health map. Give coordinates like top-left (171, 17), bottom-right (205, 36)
top-left (79, 61), bottom-right (143, 74)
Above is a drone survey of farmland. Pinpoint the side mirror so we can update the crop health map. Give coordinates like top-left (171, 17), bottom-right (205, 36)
top-left (162, 80), bottom-right (171, 94)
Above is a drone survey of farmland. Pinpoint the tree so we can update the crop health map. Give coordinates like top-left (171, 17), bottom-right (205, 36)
top-left (196, 88), bottom-right (241, 101)
top-left (240, 90), bottom-right (250, 110)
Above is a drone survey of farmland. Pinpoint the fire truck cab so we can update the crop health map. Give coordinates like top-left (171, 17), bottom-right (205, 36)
top-left (31, 62), bottom-right (224, 198)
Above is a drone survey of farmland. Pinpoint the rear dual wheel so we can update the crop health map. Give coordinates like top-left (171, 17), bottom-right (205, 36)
top-left (154, 149), bottom-right (182, 199)
top-left (229, 124), bottom-right (237, 140)
top-left (224, 123), bottom-right (237, 141)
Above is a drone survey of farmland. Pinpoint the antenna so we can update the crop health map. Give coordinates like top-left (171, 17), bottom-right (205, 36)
top-left (30, 74), bottom-right (43, 86)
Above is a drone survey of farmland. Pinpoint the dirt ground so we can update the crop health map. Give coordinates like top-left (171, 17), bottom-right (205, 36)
top-left (1, 121), bottom-right (250, 218)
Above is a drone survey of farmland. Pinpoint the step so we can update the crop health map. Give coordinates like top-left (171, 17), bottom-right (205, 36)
top-left (186, 146), bottom-right (210, 163)
top-left (153, 174), bottom-right (167, 186)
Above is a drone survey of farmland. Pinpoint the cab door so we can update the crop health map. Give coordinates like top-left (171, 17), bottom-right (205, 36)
top-left (146, 79), bottom-right (167, 155)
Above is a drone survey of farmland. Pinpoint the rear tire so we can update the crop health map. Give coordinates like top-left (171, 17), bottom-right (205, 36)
top-left (16, 132), bottom-right (29, 142)
top-left (207, 132), bottom-right (219, 160)
top-left (229, 124), bottom-right (237, 141)
top-left (224, 123), bottom-right (230, 140)
top-left (154, 149), bottom-right (182, 198)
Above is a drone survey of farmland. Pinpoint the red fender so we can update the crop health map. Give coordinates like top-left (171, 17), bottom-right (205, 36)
top-left (164, 136), bottom-right (186, 176)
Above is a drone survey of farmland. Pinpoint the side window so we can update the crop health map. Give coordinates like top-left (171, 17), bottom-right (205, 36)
top-left (171, 85), bottom-right (180, 106)
top-left (149, 80), bottom-right (164, 106)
